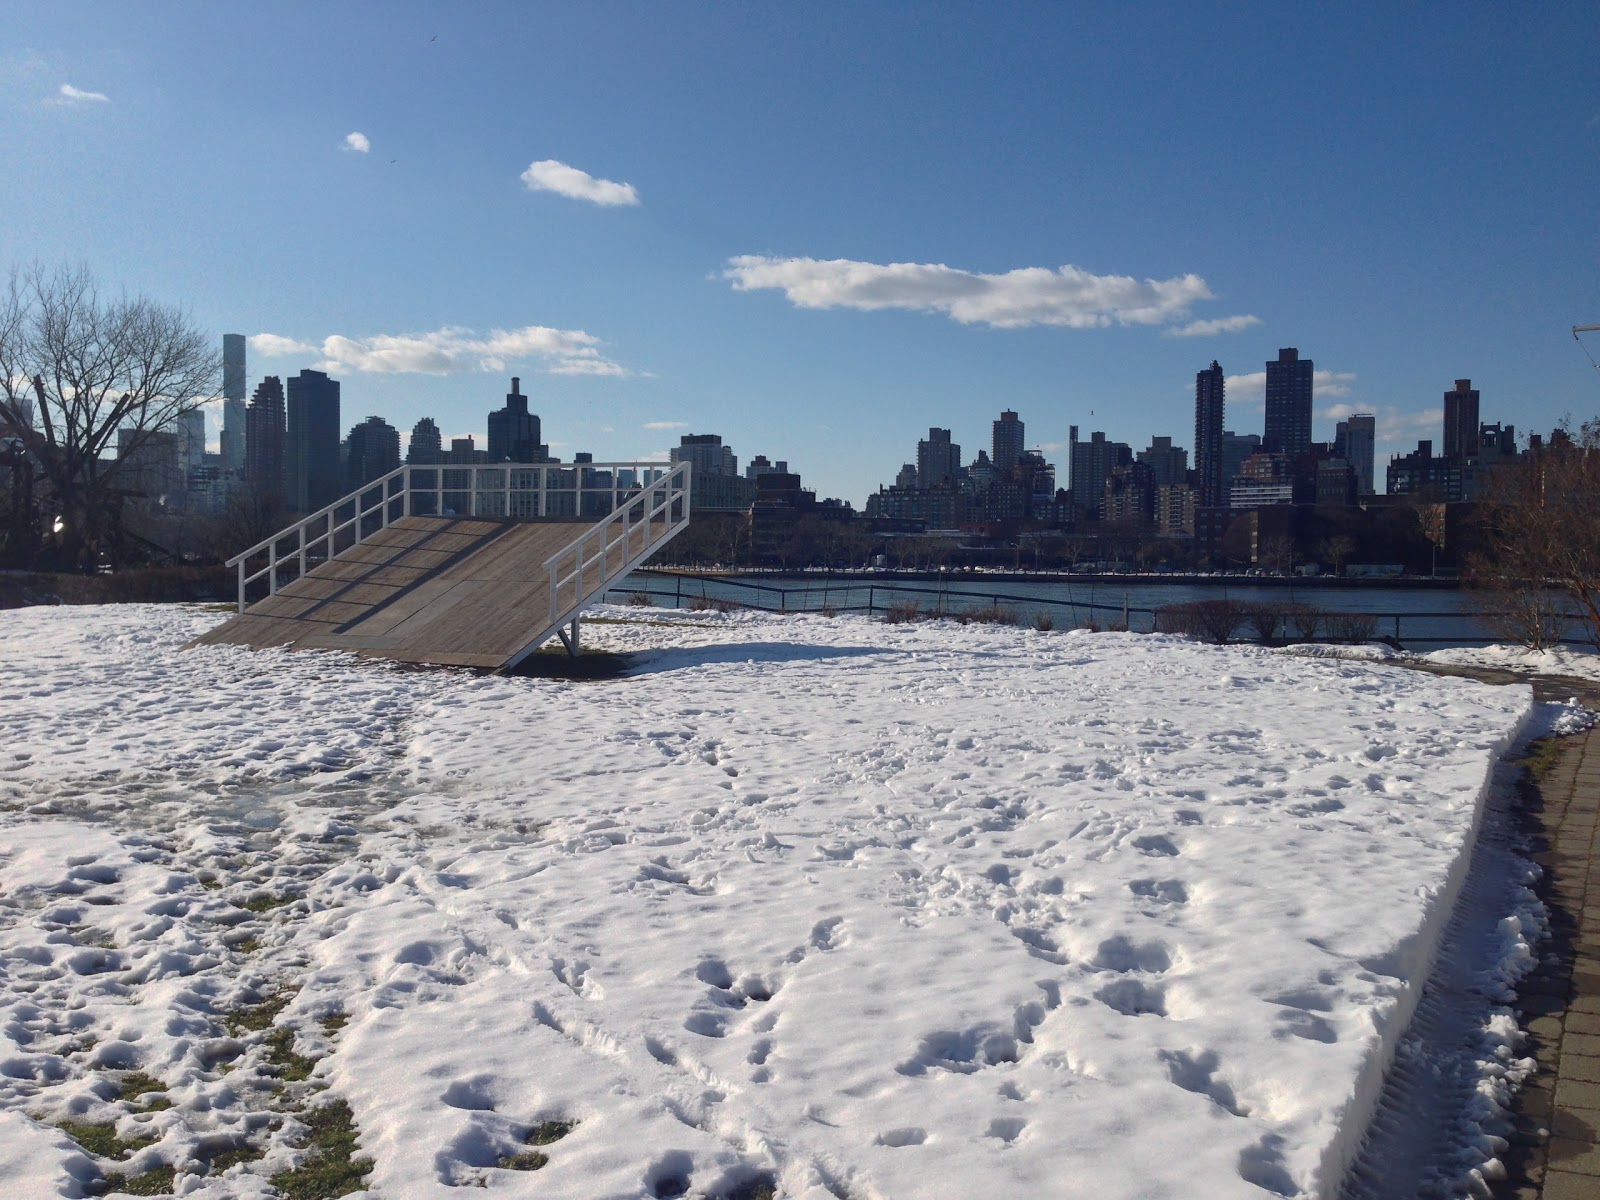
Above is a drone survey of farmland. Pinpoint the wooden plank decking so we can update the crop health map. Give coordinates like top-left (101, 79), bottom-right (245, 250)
top-left (192, 515), bottom-right (637, 669)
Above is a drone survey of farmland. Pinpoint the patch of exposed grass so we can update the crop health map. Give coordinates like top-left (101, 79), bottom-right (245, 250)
top-left (319, 1013), bottom-right (348, 1036)
top-left (226, 991), bottom-right (294, 1036)
top-left (116, 1072), bottom-right (170, 1111)
top-left (496, 1149), bottom-right (549, 1171)
top-left (236, 938), bottom-right (262, 955)
top-left (206, 1142), bottom-right (265, 1174)
top-left (269, 1099), bottom-right (372, 1200)
top-left (197, 874), bottom-right (223, 891)
top-left (525, 1119), bottom-right (576, 1146)
top-left (56, 1118), bottom-right (157, 1160)
top-left (264, 1028), bottom-right (317, 1082)
top-left (100, 1163), bottom-right (175, 1196)
top-left (1518, 736), bottom-right (1564, 780)
top-left (239, 892), bottom-right (293, 913)
top-left (722, 1177), bottom-right (779, 1200)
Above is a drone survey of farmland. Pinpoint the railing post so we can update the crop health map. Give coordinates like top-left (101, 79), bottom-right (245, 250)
top-left (237, 558), bottom-right (246, 612)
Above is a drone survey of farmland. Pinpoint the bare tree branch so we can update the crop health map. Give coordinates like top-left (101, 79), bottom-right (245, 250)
top-left (0, 264), bottom-right (220, 568)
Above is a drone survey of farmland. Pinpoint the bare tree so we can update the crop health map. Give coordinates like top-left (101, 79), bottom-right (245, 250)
top-left (1468, 422), bottom-right (1600, 650)
top-left (0, 265), bottom-right (219, 569)
top-left (1318, 534), bottom-right (1357, 576)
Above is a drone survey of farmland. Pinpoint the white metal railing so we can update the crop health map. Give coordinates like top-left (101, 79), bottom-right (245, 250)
top-left (523, 461), bottom-right (693, 668)
top-left (227, 462), bottom-right (675, 612)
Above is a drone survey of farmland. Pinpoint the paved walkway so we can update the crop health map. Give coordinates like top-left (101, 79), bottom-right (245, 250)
top-left (1497, 690), bottom-right (1600, 1200)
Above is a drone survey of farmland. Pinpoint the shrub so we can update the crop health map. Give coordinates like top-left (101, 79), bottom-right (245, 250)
top-left (1155, 598), bottom-right (1244, 643)
top-left (1032, 611), bottom-right (1055, 632)
top-left (1285, 603), bottom-right (1321, 642)
top-left (1323, 611), bottom-right (1379, 643)
top-left (625, 592), bottom-right (653, 607)
top-left (959, 604), bottom-right (1019, 626)
top-left (884, 600), bottom-right (922, 624)
top-left (1243, 601), bottom-right (1285, 643)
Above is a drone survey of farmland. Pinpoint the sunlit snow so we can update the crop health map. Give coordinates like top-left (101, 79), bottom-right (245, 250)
top-left (0, 603), bottom-right (1536, 1198)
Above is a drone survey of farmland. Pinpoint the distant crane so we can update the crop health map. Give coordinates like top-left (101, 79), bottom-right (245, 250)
top-left (1576, 323), bottom-right (1600, 372)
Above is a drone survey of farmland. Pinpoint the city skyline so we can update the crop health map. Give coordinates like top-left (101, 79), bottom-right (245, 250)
top-left (5, 5), bottom-right (1597, 508)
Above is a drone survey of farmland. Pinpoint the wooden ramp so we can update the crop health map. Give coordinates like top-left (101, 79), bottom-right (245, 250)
top-left (192, 516), bottom-right (638, 669)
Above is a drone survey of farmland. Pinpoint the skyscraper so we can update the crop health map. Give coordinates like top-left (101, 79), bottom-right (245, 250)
top-left (992, 410), bottom-right (1024, 475)
top-left (221, 333), bottom-right (246, 470)
top-left (1069, 428), bottom-right (1130, 521)
top-left (1263, 348), bottom-right (1313, 456)
top-left (916, 428), bottom-right (960, 489)
top-left (1334, 413), bottom-right (1376, 496)
top-left (1443, 379), bottom-right (1480, 461)
top-left (245, 376), bottom-right (286, 501)
top-left (285, 369), bottom-right (341, 512)
top-left (345, 415), bottom-right (401, 489)
top-left (407, 418), bottom-right (443, 464)
top-left (1194, 361), bottom-right (1225, 506)
top-left (486, 377), bottom-right (549, 462)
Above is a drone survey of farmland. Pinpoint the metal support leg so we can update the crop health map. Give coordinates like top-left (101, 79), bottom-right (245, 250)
top-left (555, 615), bottom-right (581, 657)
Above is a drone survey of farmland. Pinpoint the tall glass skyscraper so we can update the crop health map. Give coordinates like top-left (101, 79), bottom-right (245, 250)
top-left (1335, 413), bottom-right (1376, 496)
top-left (221, 333), bottom-right (246, 470)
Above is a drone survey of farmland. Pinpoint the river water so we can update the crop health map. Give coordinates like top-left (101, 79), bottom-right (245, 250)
top-left (614, 571), bottom-right (1576, 649)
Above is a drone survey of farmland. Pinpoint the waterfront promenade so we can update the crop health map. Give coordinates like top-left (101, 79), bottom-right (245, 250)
top-left (1412, 664), bottom-right (1600, 1200)
top-left (1501, 678), bottom-right (1600, 1200)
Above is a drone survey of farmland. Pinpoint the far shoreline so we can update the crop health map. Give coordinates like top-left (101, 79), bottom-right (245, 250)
top-left (637, 567), bottom-right (1465, 590)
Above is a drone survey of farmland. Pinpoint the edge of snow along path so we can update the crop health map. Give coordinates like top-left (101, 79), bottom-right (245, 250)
top-left (0, 603), bottom-right (1537, 1200)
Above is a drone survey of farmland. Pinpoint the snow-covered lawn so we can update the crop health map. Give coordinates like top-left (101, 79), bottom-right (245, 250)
top-left (0, 604), bottom-right (1540, 1198)
top-left (1285, 639), bottom-right (1600, 689)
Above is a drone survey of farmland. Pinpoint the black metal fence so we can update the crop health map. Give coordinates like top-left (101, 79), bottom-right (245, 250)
top-left (602, 573), bottom-right (1591, 649)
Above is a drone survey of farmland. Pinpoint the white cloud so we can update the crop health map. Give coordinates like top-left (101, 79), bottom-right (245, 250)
top-left (644, 420), bottom-right (689, 431)
top-left (723, 255), bottom-right (1226, 331)
top-left (251, 324), bottom-right (630, 377)
top-left (344, 131), bottom-right (371, 154)
top-left (58, 84), bottom-right (108, 104)
top-left (248, 333), bottom-right (318, 358)
top-left (1224, 369), bottom-right (1357, 409)
top-left (520, 159), bottom-right (640, 207)
top-left (1166, 314), bottom-right (1262, 338)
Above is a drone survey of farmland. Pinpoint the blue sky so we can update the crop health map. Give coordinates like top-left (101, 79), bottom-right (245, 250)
top-left (5, 2), bottom-right (1598, 505)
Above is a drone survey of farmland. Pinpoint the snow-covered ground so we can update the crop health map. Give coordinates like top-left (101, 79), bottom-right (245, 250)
top-left (0, 603), bottom-right (1555, 1198)
top-left (1286, 639), bottom-right (1600, 691)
